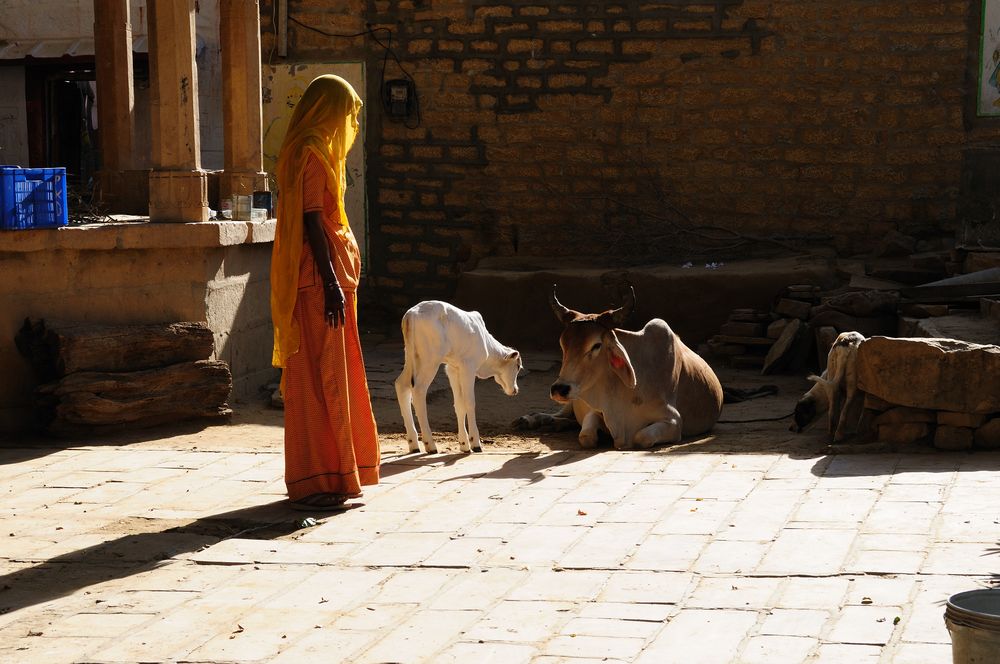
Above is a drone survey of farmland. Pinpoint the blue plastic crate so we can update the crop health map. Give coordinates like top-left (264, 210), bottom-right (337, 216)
top-left (0, 166), bottom-right (69, 230)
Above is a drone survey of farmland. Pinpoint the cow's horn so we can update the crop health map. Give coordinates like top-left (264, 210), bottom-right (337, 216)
top-left (610, 286), bottom-right (636, 326)
top-left (550, 285), bottom-right (573, 323)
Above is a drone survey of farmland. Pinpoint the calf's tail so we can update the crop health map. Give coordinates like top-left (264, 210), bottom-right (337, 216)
top-left (400, 312), bottom-right (416, 388)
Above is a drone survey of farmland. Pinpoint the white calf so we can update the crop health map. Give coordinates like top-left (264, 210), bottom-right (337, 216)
top-left (395, 301), bottom-right (522, 453)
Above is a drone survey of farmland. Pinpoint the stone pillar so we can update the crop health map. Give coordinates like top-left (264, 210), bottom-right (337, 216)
top-left (94, 0), bottom-right (134, 171)
top-left (147, 0), bottom-right (209, 222)
top-left (220, 0), bottom-right (269, 204)
top-left (94, 0), bottom-right (145, 213)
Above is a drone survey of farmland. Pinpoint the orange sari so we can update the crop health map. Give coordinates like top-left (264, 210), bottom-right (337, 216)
top-left (271, 76), bottom-right (379, 500)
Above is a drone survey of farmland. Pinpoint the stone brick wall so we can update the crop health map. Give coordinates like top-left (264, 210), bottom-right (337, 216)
top-left (265, 0), bottom-right (1000, 313)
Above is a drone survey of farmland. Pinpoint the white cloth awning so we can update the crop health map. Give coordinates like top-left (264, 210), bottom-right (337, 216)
top-left (0, 37), bottom-right (149, 60)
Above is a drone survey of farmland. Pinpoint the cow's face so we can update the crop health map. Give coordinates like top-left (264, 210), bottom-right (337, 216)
top-left (548, 286), bottom-right (637, 403)
top-left (493, 350), bottom-right (522, 397)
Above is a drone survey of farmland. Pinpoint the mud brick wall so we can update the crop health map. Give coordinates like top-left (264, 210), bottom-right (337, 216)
top-left (264, 0), bottom-right (1000, 313)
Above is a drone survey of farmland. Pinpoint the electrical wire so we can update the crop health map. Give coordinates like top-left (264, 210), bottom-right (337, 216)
top-left (268, 0), bottom-right (278, 65)
top-left (286, 15), bottom-right (421, 129)
top-left (717, 412), bottom-right (793, 424)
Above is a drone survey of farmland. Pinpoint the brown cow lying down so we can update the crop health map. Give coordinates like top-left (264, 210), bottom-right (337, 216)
top-left (518, 286), bottom-right (724, 450)
top-left (791, 330), bottom-right (865, 442)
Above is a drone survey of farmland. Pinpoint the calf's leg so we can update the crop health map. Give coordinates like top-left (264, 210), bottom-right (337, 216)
top-left (394, 373), bottom-right (421, 453)
top-left (411, 362), bottom-right (440, 454)
top-left (445, 364), bottom-right (473, 453)
top-left (457, 367), bottom-right (482, 452)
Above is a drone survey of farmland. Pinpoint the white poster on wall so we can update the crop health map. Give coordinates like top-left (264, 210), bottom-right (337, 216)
top-left (262, 63), bottom-right (368, 264)
top-left (980, 0), bottom-right (1000, 116)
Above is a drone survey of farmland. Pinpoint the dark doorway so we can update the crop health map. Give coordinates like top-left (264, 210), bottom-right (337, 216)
top-left (24, 57), bottom-right (148, 202)
top-left (25, 61), bottom-right (98, 188)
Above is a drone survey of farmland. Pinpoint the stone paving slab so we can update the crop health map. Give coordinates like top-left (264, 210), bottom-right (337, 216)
top-left (2, 361), bottom-right (1000, 662)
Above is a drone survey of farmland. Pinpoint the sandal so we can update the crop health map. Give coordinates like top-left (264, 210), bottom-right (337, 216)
top-left (289, 493), bottom-right (361, 512)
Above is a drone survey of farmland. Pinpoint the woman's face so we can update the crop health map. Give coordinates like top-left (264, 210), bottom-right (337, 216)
top-left (348, 101), bottom-right (361, 142)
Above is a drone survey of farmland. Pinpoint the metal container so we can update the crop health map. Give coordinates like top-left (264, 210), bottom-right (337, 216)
top-left (945, 588), bottom-right (1000, 664)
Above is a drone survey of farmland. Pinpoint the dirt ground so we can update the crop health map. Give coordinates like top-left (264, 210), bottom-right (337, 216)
top-left (237, 357), bottom-right (826, 460)
top-left (365, 361), bottom-right (825, 457)
top-left (17, 344), bottom-right (830, 462)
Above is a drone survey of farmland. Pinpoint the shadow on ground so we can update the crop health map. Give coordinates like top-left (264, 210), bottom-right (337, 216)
top-left (0, 500), bottom-right (336, 616)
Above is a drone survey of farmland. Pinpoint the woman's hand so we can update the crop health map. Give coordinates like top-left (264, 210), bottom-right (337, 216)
top-left (303, 211), bottom-right (344, 328)
top-left (323, 281), bottom-right (346, 328)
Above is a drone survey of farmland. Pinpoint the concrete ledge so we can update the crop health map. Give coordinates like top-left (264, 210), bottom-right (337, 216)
top-left (0, 219), bottom-right (276, 254)
top-left (1, 218), bottom-right (278, 434)
top-left (454, 256), bottom-right (841, 350)
top-left (898, 313), bottom-right (1000, 346)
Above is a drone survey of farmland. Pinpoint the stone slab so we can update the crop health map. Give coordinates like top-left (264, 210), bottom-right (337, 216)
top-left (877, 422), bottom-right (931, 445)
top-left (974, 418), bottom-right (1000, 448)
top-left (873, 407), bottom-right (936, 425)
top-left (857, 337), bottom-right (1000, 414)
top-left (774, 298), bottom-right (813, 319)
top-left (933, 425), bottom-right (974, 451)
top-left (937, 411), bottom-right (988, 428)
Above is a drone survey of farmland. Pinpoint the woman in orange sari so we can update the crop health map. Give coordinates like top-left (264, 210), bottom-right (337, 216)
top-left (271, 75), bottom-right (379, 510)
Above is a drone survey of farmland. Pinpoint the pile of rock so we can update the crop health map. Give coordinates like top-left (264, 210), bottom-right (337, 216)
top-left (704, 307), bottom-right (780, 371)
top-left (705, 285), bottom-right (899, 375)
top-left (863, 229), bottom-right (954, 285)
top-left (856, 336), bottom-right (1000, 450)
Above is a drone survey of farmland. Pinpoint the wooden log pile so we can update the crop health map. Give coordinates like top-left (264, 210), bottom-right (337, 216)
top-left (15, 319), bottom-right (232, 435)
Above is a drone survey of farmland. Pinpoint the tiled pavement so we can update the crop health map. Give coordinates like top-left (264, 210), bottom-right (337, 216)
top-left (1, 348), bottom-right (998, 662)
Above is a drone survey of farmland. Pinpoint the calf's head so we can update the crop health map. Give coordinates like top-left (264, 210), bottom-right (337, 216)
top-left (548, 285), bottom-right (637, 403)
top-left (490, 350), bottom-right (522, 397)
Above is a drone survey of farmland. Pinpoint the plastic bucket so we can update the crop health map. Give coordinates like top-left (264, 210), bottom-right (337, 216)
top-left (945, 589), bottom-right (1000, 664)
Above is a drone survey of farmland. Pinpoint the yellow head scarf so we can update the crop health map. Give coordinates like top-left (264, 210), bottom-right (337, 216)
top-left (270, 75), bottom-right (363, 369)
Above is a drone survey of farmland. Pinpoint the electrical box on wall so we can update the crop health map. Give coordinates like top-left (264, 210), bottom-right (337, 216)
top-left (383, 79), bottom-right (414, 120)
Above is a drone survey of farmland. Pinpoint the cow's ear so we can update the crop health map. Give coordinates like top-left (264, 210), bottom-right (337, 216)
top-left (604, 330), bottom-right (636, 389)
top-left (506, 350), bottom-right (520, 362)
